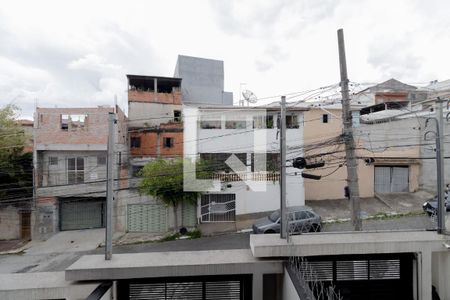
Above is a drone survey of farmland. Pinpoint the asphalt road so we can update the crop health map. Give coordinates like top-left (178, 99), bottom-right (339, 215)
top-left (0, 214), bottom-right (441, 274)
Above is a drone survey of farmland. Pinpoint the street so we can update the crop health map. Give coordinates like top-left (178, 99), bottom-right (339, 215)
top-left (0, 213), bottom-right (441, 275)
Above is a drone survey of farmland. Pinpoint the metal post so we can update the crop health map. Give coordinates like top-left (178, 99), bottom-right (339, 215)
top-left (337, 29), bottom-right (362, 231)
top-left (436, 99), bottom-right (446, 234)
top-left (280, 96), bottom-right (287, 239)
top-left (105, 112), bottom-right (115, 260)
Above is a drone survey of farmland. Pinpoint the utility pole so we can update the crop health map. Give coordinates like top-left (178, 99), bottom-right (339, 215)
top-left (105, 112), bottom-right (115, 260)
top-left (436, 98), bottom-right (446, 234)
top-left (280, 96), bottom-right (287, 239)
top-left (337, 29), bottom-right (362, 231)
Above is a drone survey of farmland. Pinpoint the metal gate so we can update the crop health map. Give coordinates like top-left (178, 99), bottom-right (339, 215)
top-left (117, 275), bottom-right (252, 300)
top-left (375, 166), bottom-right (409, 193)
top-left (201, 194), bottom-right (236, 222)
top-left (127, 204), bottom-right (168, 233)
top-left (59, 198), bottom-right (105, 231)
top-left (301, 253), bottom-right (415, 300)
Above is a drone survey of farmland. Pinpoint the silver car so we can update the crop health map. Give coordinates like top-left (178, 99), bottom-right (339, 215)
top-left (252, 206), bottom-right (322, 234)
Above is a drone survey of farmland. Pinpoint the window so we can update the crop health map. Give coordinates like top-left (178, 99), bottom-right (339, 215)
top-left (163, 137), bottom-right (174, 148)
top-left (61, 114), bottom-right (87, 131)
top-left (49, 157), bottom-right (58, 166)
top-left (97, 156), bottom-right (106, 165)
top-left (322, 114), bottom-right (329, 123)
top-left (286, 115), bottom-right (299, 128)
top-left (67, 157), bottom-right (84, 184)
top-left (225, 120), bottom-right (246, 129)
top-left (132, 165), bottom-right (143, 177)
top-left (130, 137), bottom-right (141, 148)
top-left (199, 120), bottom-right (221, 129)
top-left (174, 110), bottom-right (182, 122)
top-left (253, 115), bottom-right (274, 129)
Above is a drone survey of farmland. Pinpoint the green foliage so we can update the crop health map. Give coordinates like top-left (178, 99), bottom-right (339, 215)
top-left (0, 104), bottom-right (32, 205)
top-left (186, 228), bottom-right (202, 239)
top-left (139, 158), bottom-right (212, 229)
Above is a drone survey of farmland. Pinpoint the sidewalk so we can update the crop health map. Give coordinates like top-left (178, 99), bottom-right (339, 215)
top-left (306, 190), bottom-right (434, 222)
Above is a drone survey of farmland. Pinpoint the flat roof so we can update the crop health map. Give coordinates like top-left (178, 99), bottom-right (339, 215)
top-left (185, 104), bottom-right (309, 111)
top-left (250, 230), bottom-right (448, 258)
top-left (66, 249), bottom-right (283, 281)
top-left (126, 74), bottom-right (182, 82)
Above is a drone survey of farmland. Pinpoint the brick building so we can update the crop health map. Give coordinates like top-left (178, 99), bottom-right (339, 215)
top-left (33, 106), bottom-right (127, 240)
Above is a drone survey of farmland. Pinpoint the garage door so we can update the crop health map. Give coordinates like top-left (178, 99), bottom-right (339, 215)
top-left (127, 204), bottom-right (168, 233)
top-left (60, 198), bottom-right (105, 231)
top-left (375, 166), bottom-right (409, 193)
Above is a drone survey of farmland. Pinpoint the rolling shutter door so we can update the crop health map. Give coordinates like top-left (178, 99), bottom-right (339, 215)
top-left (391, 167), bottom-right (409, 192)
top-left (182, 202), bottom-right (197, 227)
top-left (127, 204), bottom-right (168, 233)
top-left (60, 198), bottom-right (105, 231)
top-left (375, 167), bottom-right (391, 193)
top-left (375, 166), bottom-right (409, 193)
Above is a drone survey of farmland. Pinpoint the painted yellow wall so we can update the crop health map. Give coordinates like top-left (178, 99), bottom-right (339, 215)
top-left (303, 108), bottom-right (420, 200)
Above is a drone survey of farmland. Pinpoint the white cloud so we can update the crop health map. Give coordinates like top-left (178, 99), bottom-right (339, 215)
top-left (1, 0), bottom-right (450, 117)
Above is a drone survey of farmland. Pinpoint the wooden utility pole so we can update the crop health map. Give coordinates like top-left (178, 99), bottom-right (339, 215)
top-left (337, 29), bottom-right (362, 231)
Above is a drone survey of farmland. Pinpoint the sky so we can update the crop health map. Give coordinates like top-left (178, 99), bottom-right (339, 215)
top-left (1, 0), bottom-right (450, 119)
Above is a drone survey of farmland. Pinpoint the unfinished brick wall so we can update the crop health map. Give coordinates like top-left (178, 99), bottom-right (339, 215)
top-left (35, 107), bottom-right (114, 145)
top-left (128, 90), bottom-right (182, 105)
top-left (130, 125), bottom-right (183, 158)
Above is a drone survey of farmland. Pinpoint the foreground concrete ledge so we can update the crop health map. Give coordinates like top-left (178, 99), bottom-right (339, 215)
top-left (0, 272), bottom-right (100, 300)
top-left (66, 249), bottom-right (283, 281)
top-left (250, 230), bottom-right (450, 257)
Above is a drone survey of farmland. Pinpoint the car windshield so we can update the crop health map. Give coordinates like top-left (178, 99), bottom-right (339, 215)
top-left (269, 211), bottom-right (280, 222)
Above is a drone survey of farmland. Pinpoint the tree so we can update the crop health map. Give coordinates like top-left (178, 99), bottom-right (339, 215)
top-left (0, 104), bottom-right (32, 206)
top-left (139, 158), bottom-right (211, 230)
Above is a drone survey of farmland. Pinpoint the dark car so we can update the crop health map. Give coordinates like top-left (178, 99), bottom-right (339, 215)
top-left (252, 206), bottom-right (322, 234)
top-left (423, 193), bottom-right (450, 216)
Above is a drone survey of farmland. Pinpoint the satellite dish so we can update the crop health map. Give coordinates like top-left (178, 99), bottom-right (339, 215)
top-left (242, 90), bottom-right (258, 104)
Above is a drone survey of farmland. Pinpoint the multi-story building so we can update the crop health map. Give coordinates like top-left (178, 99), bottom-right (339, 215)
top-left (33, 106), bottom-right (127, 240)
top-left (118, 55), bottom-right (234, 235)
top-left (183, 105), bottom-right (307, 231)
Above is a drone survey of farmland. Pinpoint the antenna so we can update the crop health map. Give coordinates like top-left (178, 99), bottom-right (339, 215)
top-left (242, 90), bottom-right (258, 106)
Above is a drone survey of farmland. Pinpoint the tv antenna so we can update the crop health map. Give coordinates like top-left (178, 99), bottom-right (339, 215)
top-left (242, 90), bottom-right (258, 106)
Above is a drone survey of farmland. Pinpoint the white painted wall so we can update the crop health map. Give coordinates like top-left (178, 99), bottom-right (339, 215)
top-left (184, 106), bottom-right (305, 216)
top-left (283, 267), bottom-right (301, 300)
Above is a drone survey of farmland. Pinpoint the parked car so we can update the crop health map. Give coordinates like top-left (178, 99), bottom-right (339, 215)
top-left (423, 194), bottom-right (450, 216)
top-left (252, 206), bottom-right (322, 234)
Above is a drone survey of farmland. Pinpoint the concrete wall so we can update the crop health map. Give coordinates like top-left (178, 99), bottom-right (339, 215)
top-left (419, 117), bottom-right (450, 192)
top-left (303, 108), bottom-right (421, 200)
top-left (174, 55), bottom-right (233, 105)
top-left (283, 267), bottom-right (301, 300)
top-left (128, 101), bottom-right (182, 128)
top-left (432, 251), bottom-right (450, 300)
top-left (0, 206), bottom-right (20, 240)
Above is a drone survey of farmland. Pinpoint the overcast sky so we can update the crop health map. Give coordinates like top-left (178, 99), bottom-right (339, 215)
top-left (1, 0), bottom-right (450, 119)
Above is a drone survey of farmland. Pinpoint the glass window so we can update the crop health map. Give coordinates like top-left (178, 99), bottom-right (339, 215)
top-left (130, 137), bottom-right (141, 148)
top-left (253, 115), bottom-right (274, 129)
top-left (49, 157), bottom-right (58, 165)
top-left (286, 115), bottom-right (299, 128)
top-left (174, 110), bottom-right (182, 122)
top-left (200, 120), bottom-right (221, 129)
top-left (163, 137), bottom-right (174, 148)
top-left (322, 114), bottom-right (329, 123)
top-left (225, 120), bottom-right (246, 129)
top-left (67, 157), bottom-right (84, 184)
top-left (269, 210), bottom-right (280, 222)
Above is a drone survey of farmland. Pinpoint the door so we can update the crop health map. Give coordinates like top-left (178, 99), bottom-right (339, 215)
top-left (60, 198), bottom-right (105, 231)
top-left (20, 212), bottom-right (31, 240)
top-left (127, 204), bottom-right (168, 233)
top-left (375, 166), bottom-right (409, 193)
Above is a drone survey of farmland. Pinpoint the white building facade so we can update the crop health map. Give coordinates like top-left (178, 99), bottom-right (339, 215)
top-left (183, 105), bottom-right (307, 223)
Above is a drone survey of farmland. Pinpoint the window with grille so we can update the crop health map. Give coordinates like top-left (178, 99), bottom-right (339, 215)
top-left (130, 137), bottom-right (141, 148)
top-left (49, 157), bottom-right (58, 165)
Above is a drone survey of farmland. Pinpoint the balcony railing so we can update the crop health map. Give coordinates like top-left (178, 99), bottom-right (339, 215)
top-left (211, 172), bottom-right (280, 182)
